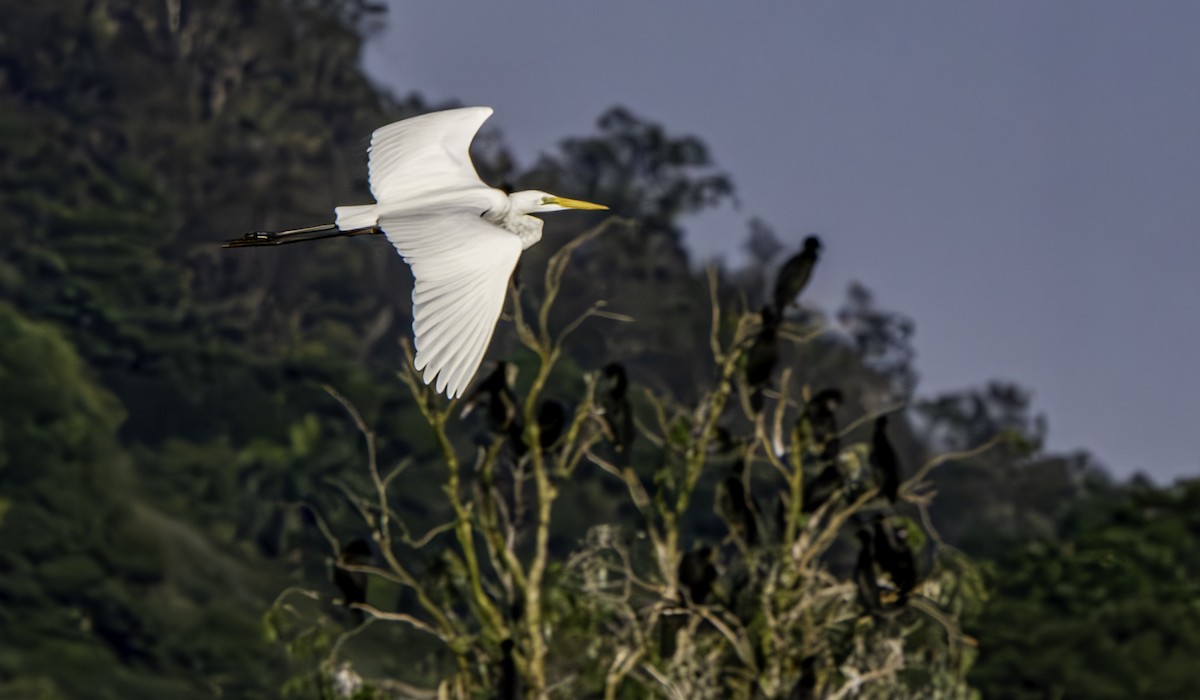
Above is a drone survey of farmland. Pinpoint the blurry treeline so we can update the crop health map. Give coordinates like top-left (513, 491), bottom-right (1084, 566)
top-left (0, 1), bottom-right (1197, 698)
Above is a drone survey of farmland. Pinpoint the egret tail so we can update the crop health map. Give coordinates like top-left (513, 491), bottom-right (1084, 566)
top-left (223, 224), bottom-right (379, 248)
top-left (335, 204), bottom-right (378, 230)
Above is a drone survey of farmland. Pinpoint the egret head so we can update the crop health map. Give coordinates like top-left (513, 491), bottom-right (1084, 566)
top-left (510, 189), bottom-right (608, 215)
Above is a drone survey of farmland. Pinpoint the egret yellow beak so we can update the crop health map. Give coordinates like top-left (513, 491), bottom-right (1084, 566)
top-left (544, 196), bottom-right (608, 210)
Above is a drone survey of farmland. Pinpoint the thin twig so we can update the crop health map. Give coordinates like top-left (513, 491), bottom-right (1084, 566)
top-left (351, 603), bottom-right (445, 639)
top-left (901, 432), bottom-right (1010, 497)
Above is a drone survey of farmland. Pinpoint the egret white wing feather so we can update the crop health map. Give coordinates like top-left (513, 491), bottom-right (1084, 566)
top-left (369, 107), bottom-right (493, 202)
top-left (380, 209), bottom-right (521, 399)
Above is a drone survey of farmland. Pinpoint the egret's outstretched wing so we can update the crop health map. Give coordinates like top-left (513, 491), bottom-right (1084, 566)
top-left (369, 107), bottom-right (493, 202)
top-left (380, 210), bottom-right (521, 399)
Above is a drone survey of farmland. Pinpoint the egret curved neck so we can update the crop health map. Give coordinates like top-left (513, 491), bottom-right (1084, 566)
top-left (481, 188), bottom-right (543, 249)
top-left (503, 212), bottom-right (544, 250)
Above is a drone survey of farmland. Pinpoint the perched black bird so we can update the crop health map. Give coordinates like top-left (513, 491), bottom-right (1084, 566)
top-left (772, 235), bottom-right (822, 317)
top-left (707, 425), bottom-right (740, 456)
top-left (659, 545), bottom-right (721, 657)
top-left (496, 638), bottom-right (520, 700)
top-left (535, 399), bottom-right (567, 450)
top-left (801, 462), bottom-right (844, 514)
top-left (659, 611), bottom-right (684, 659)
top-left (793, 388), bottom-right (844, 513)
top-left (803, 388), bottom-right (843, 462)
top-left (598, 362), bottom-right (634, 460)
top-left (333, 539), bottom-right (372, 622)
top-left (872, 515), bottom-right (918, 602)
top-left (460, 361), bottom-right (521, 442)
top-left (870, 415), bottom-right (902, 503)
top-left (678, 545), bottom-right (718, 606)
top-left (788, 655), bottom-right (820, 700)
top-left (716, 460), bottom-right (760, 548)
top-left (853, 528), bottom-right (882, 615)
top-left (744, 306), bottom-right (781, 413)
top-left (509, 399), bottom-right (568, 456)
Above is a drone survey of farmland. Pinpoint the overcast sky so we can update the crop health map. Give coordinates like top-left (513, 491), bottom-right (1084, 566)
top-left (364, 1), bottom-right (1200, 481)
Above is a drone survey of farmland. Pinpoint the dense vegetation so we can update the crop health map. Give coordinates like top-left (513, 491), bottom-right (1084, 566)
top-left (1, 1), bottom-right (1196, 697)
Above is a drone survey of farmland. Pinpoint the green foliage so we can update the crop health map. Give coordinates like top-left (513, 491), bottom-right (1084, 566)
top-left (0, 305), bottom-right (290, 697)
top-left (0, 303), bottom-right (122, 481)
top-left (969, 479), bottom-right (1200, 699)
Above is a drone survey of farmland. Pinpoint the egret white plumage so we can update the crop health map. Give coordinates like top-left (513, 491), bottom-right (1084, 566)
top-left (225, 107), bottom-right (607, 398)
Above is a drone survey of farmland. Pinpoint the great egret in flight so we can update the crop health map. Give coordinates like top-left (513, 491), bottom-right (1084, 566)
top-left (225, 107), bottom-right (607, 398)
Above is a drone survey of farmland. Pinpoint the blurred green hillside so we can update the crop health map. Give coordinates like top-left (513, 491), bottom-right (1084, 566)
top-left (1, 1), bottom-right (1197, 697)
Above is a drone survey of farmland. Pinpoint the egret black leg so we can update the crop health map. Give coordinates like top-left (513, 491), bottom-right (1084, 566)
top-left (222, 225), bottom-right (380, 248)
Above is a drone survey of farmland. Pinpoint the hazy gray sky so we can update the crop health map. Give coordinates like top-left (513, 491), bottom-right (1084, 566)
top-left (365, 1), bottom-right (1200, 480)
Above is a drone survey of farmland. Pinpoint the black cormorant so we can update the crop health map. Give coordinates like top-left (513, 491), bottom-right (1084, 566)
top-left (772, 235), bottom-right (822, 316)
top-left (870, 415), bottom-right (902, 503)
top-left (678, 545), bottom-right (718, 606)
top-left (598, 362), bottom-right (634, 460)
top-left (744, 306), bottom-right (781, 413)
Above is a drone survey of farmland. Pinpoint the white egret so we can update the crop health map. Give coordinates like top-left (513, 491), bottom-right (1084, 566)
top-left (225, 107), bottom-right (607, 398)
